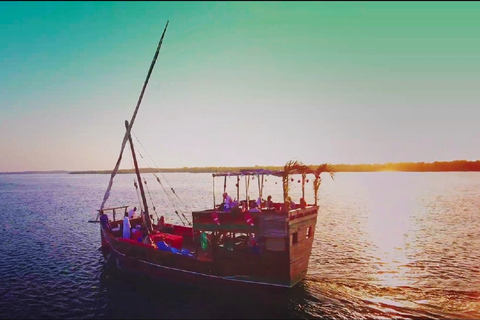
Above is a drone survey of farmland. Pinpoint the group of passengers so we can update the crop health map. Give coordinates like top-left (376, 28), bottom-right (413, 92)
top-left (100, 207), bottom-right (154, 245)
top-left (219, 193), bottom-right (308, 213)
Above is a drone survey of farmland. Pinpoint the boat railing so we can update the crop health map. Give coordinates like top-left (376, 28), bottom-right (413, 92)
top-left (98, 205), bottom-right (129, 222)
top-left (191, 205), bottom-right (318, 233)
top-left (287, 206), bottom-right (319, 222)
top-left (192, 210), bottom-right (264, 231)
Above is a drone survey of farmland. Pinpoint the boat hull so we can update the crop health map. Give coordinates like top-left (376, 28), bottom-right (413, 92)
top-left (101, 229), bottom-right (292, 290)
top-left (100, 206), bottom-right (319, 290)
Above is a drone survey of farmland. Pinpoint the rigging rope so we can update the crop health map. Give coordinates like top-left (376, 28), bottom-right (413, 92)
top-left (133, 179), bottom-right (144, 213)
top-left (130, 153), bottom-right (144, 212)
top-left (153, 174), bottom-right (187, 226)
top-left (169, 187), bottom-right (191, 224)
top-left (131, 131), bottom-right (192, 225)
top-left (142, 177), bottom-right (160, 222)
top-left (133, 144), bottom-right (189, 226)
top-left (131, 137), bottom-right (188, 226)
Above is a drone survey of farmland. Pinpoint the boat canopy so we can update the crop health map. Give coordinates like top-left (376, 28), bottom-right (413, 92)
top-left (211, 162), bottom-right (334, 208)
top-left (212, 167), bottom-right (318, 178)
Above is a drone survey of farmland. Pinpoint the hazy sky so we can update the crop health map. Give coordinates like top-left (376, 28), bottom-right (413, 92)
top-left (1, 1), bottom-right (479, 172)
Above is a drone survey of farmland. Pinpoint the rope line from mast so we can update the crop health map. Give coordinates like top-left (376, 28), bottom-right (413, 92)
top-left (131, 131), bottom-right (192, 225)
top-left (154, 175), bottom-right (189, 226)
top-left (132, 142), bottom-right (189, 226)
top-left (133, 179), bottom-right (144, 213)
top-left (142, 178), bottom-right (160, 222)
top-left (131, 139), bottom-right (189, 226)
top-left (130, 153), bottom-right (145, 212)
top-left (132, 130), bottom-right (187, 206)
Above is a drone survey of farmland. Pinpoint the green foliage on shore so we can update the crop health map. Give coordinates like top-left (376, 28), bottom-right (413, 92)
top-left (69, 160), bottom-right (480, 174)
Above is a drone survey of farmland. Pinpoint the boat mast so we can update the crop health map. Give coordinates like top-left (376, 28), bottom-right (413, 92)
top-left (97, 21), bottom-right (169, 216)
top-left (125, 120), bottom-right (153, 233)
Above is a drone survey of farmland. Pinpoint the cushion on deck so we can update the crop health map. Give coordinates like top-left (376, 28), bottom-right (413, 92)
top-left (151, 233), bottom-right (184, 249)
top-left (117, 237), bottom-right (154, 248)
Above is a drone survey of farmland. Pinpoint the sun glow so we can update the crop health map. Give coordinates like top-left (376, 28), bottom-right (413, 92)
top-left (364, 174), bottom-right (418, 288)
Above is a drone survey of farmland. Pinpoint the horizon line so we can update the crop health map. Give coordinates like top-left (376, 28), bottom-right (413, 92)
top-left (1, 159), bottom-right (479, 174)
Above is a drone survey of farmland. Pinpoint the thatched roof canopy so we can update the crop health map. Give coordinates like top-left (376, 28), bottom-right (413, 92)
top-left (212, 166), bottom-right (317, 178)
top-left (212, 169), bottom-right (283, 177)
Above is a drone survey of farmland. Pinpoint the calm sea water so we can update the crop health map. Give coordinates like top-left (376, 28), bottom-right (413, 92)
top-left (0, 172), bottom-right (479, 319)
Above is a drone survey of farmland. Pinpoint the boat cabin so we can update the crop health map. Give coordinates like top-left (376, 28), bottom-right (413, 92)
top-left (187, 164), bottom-right (323, 286)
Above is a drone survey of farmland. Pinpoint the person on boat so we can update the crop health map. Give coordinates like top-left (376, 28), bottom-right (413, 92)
top-left (282, 200), bottom-right (291, 212)
top-left (256, 197), bottom-right (262, 208)
top-left (99, 210), bottom-right (111, 232)
top-left (249, 202), bottom-right (261, 213)
top-left (265, 195), bottom-right (274, 209)
top-left (128, 207), bottom-right (137, 219)
top-left (123, 212), bottom-right (131, 239)
top-left (158, 215), bottom-right (165, 229)
top-left (154, 215), bottom-right (174, 233)
top-left (141, 227), bottom-right (153, 245)
top-left (156, 215), bottom-right (168, 232)
top-left (222, 192), bottom-right (233, 211)
top-left (299, 197), bottom-right (307, 209)
top-left (240, 200), bottom-right (247, 212)
top-left (232, 198), bottom-right (240, 208)
top-left (143, 234), bottom-right (153, 245)
top-left (287, 196), bottom-right (296, 209)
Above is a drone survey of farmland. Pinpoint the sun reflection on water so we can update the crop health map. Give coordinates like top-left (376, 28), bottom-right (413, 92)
top-left (363, 175), bottom-right (419, 289)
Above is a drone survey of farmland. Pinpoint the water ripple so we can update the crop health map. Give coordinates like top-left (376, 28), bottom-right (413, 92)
top-left (0, 172), bottom-right (479, 319)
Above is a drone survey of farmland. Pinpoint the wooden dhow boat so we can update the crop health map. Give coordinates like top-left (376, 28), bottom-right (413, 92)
top-left (95, 21), bottom-right (334, 289)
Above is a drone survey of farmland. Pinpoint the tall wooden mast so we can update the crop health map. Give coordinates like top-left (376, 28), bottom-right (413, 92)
top-left (125, 120), bottom-right (153, 233)
top-left (98, 21), bottom-right (169, 215)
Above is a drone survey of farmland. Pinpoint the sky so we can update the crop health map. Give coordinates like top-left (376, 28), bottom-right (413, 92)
top-left (1, 1), bottom-right (480, 172)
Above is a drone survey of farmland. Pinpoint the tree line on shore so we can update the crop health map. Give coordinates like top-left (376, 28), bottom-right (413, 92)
top-left (69, 160), bottom-right (480, 174)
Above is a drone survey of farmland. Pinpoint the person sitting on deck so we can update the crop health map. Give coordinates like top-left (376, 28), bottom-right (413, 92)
top-left (222, 192), bottom-right (233, 211)
top-left (256, 197), bottom-right (262, 208)
top-left (143, 234), bottom-right (153, 245)
top-left (158, 215), bottom-right (165, 229)
top-left (155, 215), bottom-right (174, 233)
top-left (123, 212), bottom-right (131, 239)
top-left (99, 210), bottom-right (111, 232)
top-left (265, 195), bottom-right (274, 209)
top-left (287, 196), bottom-right (296, 209)
top-left (249, 202), bottom-right (261, 213)
top-left (128, 207), bottom-right (137, 219)
top-left (299, 197), bottom-right (307, 209)
top-left (231, 198), bottom-right (239, 207)
top-left (141, 227), bottom-right (153, 245)
top-left (239, 200), bottom-right (247, 212)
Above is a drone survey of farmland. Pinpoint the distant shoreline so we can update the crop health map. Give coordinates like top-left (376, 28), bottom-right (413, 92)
top-left (1, 160), bottom-right (479, 174)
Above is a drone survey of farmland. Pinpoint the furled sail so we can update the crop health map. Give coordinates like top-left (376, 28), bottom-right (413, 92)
top-left (97, 21), bottom-right (169, 217)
